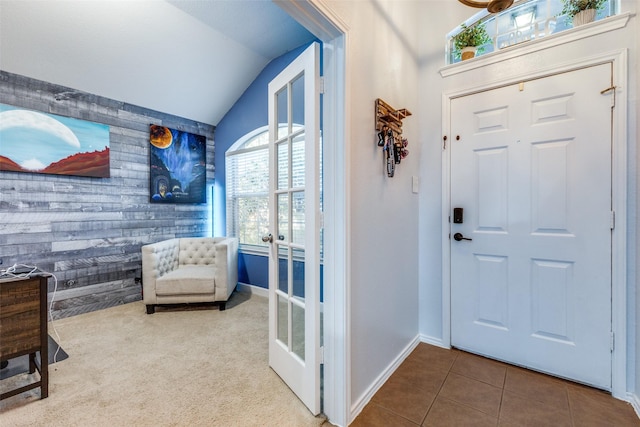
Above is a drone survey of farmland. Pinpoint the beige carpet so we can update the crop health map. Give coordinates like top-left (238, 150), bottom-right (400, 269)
top-left (0, 292), bottom-right (327, 426)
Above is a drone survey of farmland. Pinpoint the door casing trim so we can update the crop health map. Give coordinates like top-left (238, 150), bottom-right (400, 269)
top-left (441, 48), bottom-right (629, 399)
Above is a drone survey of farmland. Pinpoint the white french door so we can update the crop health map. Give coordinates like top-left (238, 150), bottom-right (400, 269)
top-left (450, 63), bottom-right (613, 389)
top-left (266, 42), bottom-right (321, 415)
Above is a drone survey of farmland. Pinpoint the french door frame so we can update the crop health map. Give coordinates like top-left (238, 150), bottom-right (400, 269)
top-left (275, 1), bottom-right (350, 425)
top-left (441, 49), bottom-right (629, 399)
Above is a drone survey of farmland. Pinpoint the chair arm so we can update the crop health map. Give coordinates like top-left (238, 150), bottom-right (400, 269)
top-left (214, 237), bottom-right (238, 301)
top-left (141, 238), bottom-right (180, 304)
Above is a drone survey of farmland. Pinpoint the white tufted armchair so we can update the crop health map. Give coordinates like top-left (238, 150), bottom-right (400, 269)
top-left (141, 237), bottom-right (238, 314)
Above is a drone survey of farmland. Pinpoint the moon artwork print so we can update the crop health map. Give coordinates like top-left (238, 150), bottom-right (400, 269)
top-left (0, 104), bottom-right (110, 178)
top-left (149, 124), bottom-right (206, 204)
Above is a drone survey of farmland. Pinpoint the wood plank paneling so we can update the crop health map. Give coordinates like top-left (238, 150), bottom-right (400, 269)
top-left (0, 71), bottom-right (216, 319)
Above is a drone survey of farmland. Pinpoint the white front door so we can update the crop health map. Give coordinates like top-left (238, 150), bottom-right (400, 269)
top-left (267, 42), bottom-right (321, 415)
top-left (450, 63), bottom-right (613, 389)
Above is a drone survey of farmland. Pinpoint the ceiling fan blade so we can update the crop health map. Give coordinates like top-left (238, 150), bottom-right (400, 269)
top-left (458, 0), bottom-right (514, 12)
top-left (458, 0), bottom-right (490, 8)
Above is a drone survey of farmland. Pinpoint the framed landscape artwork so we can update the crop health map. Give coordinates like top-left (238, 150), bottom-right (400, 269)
top-left (0, 104), bottom-right (110, 178)
top-left (149, 124), bottom-right (206, 204)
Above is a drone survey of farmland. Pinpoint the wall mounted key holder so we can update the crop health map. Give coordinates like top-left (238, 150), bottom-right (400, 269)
top-left (375, 98), bottom-right (412, 177)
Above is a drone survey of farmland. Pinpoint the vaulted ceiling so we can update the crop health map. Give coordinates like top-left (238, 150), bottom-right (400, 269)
top-left (0, 0), bottom-right (315, 126)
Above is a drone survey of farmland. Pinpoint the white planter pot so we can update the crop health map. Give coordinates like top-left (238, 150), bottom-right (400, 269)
top-left (461, 46), bottom-right (477, 61)
top-left (572, 9), bottom-right (596, 27)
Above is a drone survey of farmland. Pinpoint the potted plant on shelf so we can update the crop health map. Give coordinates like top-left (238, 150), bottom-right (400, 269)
top-left (559, 0), bottom-right (606, 27)
top-left (453, 23), bottom-right (491, 61)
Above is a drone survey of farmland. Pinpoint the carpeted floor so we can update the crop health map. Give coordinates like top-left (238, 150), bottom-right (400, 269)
top-left (0, 291), bottom-right (327, 426)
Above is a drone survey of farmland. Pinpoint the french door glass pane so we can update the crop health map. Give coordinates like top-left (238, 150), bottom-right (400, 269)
top-left (291, 302), bottom-right (305, 361)
top-left (292, 133), bottom-right (305, 188)
top-left (277, 141), bottom-right (289, 190)
top-left (292, 248), bottom-right (305, 299)
top-left (292, 191), bottom-right (305, 245)
top-left (277, 193), bottom-right (289, 242)
top-left (278, 245), bottom-right (288, 294)
top-left (277, 87), bottom-right (288, 139)
top-left (291, 74), bottom-right (305, 126)
top-left (277, 293), bottom-right (288, 344)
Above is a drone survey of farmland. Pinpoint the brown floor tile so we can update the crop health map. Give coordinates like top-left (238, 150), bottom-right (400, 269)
top-left (422, 396), bottom-right (498, 427)
top-left (371, 376), bottom-right (437, 424)
top-left (405, 343), bottom-right (459, 373)
top-left (393, 358), bottom-right (449, 395)
top-left (450, 352), bottom-right (507, 388)
top-left (499, 390), bottom-right (572, 427)
top-left (567, 383), bottom-right (640, 426)
top-left (503, 366), bottom-right (569, 409)
top-left (362, 344), bottom-right (640, 427)
top-left (351, 402), bottom-right (419, 427)
top-left (439, 372), bottom-right (503, 417)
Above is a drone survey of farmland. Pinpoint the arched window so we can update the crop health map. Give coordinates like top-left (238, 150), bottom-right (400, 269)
top-left (226, 127), bottom-right (270, 251)
top-left (225, 124), bottom-right (309, 253)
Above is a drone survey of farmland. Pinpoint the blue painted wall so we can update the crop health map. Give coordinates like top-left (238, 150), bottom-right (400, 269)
top-left (213, 42), bottom-right (316, 290)
top-left (238, 252), bottom-right (269, 288)
top-left (213, 42), bottom-right (312, 236)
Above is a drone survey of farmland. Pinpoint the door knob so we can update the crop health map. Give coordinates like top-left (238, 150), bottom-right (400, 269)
top-left (262, 233), bottom-right (273, 243)
top-left (453, 232), bottom-right (472, 241)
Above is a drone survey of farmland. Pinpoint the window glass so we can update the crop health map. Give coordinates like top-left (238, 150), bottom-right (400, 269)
top-left (226, 130), bottom-right (270, 248)
top-left (226, 125), bottom-right (317, 253)
top-left (446, 0), bottom-right (616, 64)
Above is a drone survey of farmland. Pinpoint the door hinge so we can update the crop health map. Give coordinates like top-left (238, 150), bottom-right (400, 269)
top-left (600, 85), bottom-right (616, 107)
top-left (320, 346), bottom-right (325, 364)
top-left (319, 77), bottom-right (325, 95)
top-left (610, 211), bottom-right (615, 230)
top-left (610, 331), bottom-right (615, 352)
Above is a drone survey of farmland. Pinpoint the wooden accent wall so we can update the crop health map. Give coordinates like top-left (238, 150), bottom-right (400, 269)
top-left (0, 71), bottom-right (216, 319)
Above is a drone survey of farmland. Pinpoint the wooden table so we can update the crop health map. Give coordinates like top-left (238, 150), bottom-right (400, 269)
top-left (0, 274), bottom-right (49, 400)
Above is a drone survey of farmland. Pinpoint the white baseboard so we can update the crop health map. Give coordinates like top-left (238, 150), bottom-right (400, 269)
top-left (350, 335), bottom-right (421, 422)
top-left (236, 282), bottom-right (268, 298)
top-left (419, 334), bottom-right (449, 349)
top-left (629, 392), bottom-right (640, 419)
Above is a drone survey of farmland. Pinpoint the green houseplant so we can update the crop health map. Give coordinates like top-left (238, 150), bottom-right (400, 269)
top-left (559, 0), bottom-right (606, 26)
top-left (453, 23), bottom-right (491, 61)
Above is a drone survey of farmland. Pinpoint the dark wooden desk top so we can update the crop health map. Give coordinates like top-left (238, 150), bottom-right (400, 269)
top-left (0, 267), bottom-right (51, 283)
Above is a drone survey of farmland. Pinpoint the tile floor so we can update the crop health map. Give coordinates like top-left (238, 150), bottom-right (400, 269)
top-left (352, 343), bottom-right (640, 426)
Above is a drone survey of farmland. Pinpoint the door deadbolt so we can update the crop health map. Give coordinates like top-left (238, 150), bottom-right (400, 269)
top-left (453, 208), bottom-right (464, 224)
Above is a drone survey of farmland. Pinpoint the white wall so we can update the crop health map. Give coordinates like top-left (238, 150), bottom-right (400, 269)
top-left (323, 0), bottom-right (424, 414)
top-left (415, 2), bottom-right (474, 344)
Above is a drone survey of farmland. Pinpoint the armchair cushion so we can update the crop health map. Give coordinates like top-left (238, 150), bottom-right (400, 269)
top-left (155, 266), bottom-right (216, 295)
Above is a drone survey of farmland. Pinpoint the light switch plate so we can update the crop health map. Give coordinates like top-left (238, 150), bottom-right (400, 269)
top-left (412, 176), bottom-right (419, 193)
